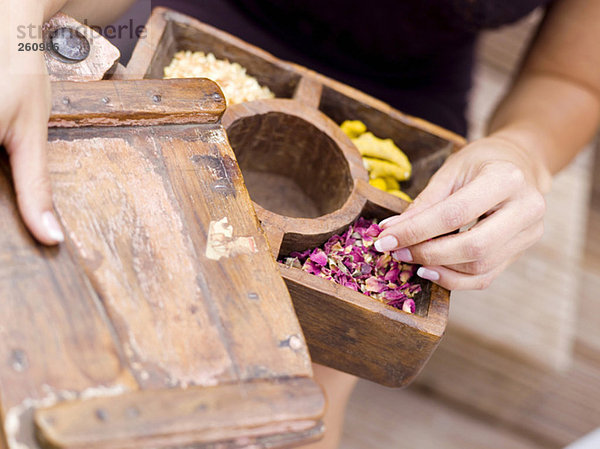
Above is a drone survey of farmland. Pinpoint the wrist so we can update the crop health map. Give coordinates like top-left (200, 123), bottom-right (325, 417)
top-left (487, 127), bottom-right (553, 194)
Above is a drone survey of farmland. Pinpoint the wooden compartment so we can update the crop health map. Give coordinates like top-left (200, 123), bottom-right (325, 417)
top-left (125, 7), bottom-right (466, 387)
top-left (318, 84), bottom-right (456, 199)
top-left (126, 8), bottom-right (300, 99)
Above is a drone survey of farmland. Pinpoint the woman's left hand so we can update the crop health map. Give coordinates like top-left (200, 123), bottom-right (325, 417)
top-left (374, 135), bottom-right (551, 291)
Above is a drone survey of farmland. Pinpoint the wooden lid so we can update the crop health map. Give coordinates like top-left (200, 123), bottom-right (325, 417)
top-left (0, 16), bottom-right (323, 449)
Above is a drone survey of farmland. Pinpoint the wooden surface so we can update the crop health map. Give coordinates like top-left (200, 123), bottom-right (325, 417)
top-left (43, 13), bottom-right (120, 82)
top-left (34, 378), bottom-right (323, 449)
top-left (50, 78), bottom-right (225, 127)
top-left (0, 78), bottom-right (323, 449)
top-left (121, 6), bottom-right (468, 387)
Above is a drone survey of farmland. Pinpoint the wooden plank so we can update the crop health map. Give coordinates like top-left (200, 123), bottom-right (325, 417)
top-left (158, 125), bottom-right (313, 380)
top-left (50, 79), bottom-right (225, 128)
top-left (0, 156), bottom-right (137, 449)
top-left (47, 121), bottom-right (311, 387)
top-left (34, 378), bottom-right (324, 449)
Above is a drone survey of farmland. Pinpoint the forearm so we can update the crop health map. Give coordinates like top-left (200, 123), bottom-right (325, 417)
top-left (489, 70), bottom-right (600, 179)
top-left (487, 0), bottom-right (600, 186)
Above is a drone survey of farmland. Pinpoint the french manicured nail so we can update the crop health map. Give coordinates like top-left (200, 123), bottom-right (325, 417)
top-left (392, 248), bottom-right (413, 262)
top-left (417, 267), bottom-right (439, 281)
top-left (379, 216), bottom-right (401, 227)
top-left (374, 235), bottom-right (398, 252)
top-left (42, 211), bottom-right (64, 243)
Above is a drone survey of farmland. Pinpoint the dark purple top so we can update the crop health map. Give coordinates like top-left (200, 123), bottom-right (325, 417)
top-left (153, 0), bottom-right (552, 135)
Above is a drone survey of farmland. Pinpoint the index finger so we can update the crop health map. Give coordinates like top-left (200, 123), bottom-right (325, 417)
top-left (374, 169), bottom-right (517, 252)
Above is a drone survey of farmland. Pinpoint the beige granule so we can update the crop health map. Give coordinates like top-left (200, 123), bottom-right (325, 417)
top-left (163, 50), bottom-right (275, 105)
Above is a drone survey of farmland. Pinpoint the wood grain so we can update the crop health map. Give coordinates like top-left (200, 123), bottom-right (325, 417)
top-left (0, 154), bottom-right (137, 449)
top-left (34, 378), bottom-right (324, 449)
top-left (293, 76), bottom-right (323, 109)
top-left (50, 79), bottom-right (225, 128)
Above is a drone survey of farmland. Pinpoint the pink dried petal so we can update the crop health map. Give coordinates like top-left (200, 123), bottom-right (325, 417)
top-left (409, 284), bottom-right (422, 294)
top-left (399, 269), bottom-right (413, 283)
top-left (365, 276), bottom-right (387, 293)
top-left (384, 267), bottom-right (400, 282)
top-left (290, 249), bottom-right (310, 260)
top-left (402, 298), bottom-right (416, 314)
top-left (365, 223), bottom-right (382, 237)
top-left (310, 249), bottom-right (328, 266)
top-left (303, 260), bottom-right (322, 276)
top-left (384, 289), bottom-right (407, 301)
top-left (375, 253), bottom-right (392, 271)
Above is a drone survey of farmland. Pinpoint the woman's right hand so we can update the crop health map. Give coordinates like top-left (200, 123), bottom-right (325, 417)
top-left (2, 2), bottom-right (64, 244)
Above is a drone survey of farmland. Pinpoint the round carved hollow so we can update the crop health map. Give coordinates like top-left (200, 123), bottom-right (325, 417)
top-left (223, 99), bottom-right (368, 253)
top-left (226, 111), bottom-right (352, 219)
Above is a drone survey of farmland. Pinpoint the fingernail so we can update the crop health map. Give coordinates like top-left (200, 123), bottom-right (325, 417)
top-left (42, 211), bottom-right (64, 243)
top-left (374, 235), bottom-right (398, 252)
top-left (392, 248), bottom-right (413, 262)
top-left (379, 216), bottom-right (401, 227)
top-left (417, 267), bottom-right (439, 281)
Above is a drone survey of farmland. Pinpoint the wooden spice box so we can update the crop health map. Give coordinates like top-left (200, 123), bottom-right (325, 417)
top-left (124, 7), bottom-right (465, 387)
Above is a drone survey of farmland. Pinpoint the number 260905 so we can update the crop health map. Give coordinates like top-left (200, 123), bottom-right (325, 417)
top-left (18, 43), bottom-right (59, 52)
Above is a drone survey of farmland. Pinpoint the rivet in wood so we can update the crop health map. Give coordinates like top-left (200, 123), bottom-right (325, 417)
top-left (10, 349), bottom-right (28, 372)
top-left (288, 335), bottom-right (303, 350)
top-left (43, 415), bottom-right (56, 426)
top-left (152, 94), bottom-right (162, 103)
top-left (280, 335), bottom-right (303, 351)
top-left (126, 406), bottom-right (140, 418)
top-left (101, 97), bottom-right (110, 104)
top-left (49, 27), bottom-right (90, 62)
top-left (95, 408), bottom-right (108, 422)
top-left (195, 403), bottom-right (208, 412)
top-left (62, 97), bottom-right (70, 105)
top-left (247, 292), bottom-right (259, 300)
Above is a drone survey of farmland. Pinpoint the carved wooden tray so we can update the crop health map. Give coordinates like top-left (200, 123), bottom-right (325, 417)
top-left (0, 16), bottom-right (324, 449)
top-left (125, 7), bottom-right (466, 387)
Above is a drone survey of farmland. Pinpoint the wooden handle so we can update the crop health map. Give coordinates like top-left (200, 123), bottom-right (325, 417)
top-left (34, 378), bottom-right (324, 449)
top-left (49, 78), bottom-right (226, 127)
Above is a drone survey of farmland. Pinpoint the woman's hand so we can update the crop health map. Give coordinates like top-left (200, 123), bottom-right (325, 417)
top-left (374, 136), bottom-right (551, 290)
top-left (1, 48), bottom-right (64, 244)
top-left (1, 0), bottom-right (66, 244)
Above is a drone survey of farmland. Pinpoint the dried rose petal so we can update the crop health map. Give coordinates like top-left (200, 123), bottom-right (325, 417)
top-left (402, 298), bottom-right (416, 314)
top-left (279, 217), bottom-right (422, 314)
top-left (365, 276), bottom-right (387, 293)
top-left (384, 267), bottom-right (400, 282)
top-left (383, 289), bottom-right (407, 301)
top-left (310, 248), bottom-right (328, 266)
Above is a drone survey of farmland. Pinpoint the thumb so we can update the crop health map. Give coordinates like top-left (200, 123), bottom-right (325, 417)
top-left (6, 109), bottom-right (63, 245)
